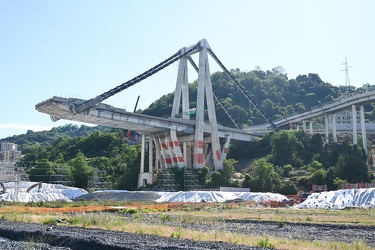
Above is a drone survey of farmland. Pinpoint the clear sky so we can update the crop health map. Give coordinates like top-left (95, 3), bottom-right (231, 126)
top-left (1, 0), bottom-right (374, 139)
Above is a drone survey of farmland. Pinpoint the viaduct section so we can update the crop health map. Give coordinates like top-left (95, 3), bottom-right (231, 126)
top-left (36, 39), bottom-right (375, 188)
top-left (257, 91), bottom-right (375, 154)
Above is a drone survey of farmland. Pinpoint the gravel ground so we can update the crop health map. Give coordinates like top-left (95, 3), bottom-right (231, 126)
top-left (120, 213), bottom-right (375, 247)
top-left (0, 220), bottom-right (268, 250)
top-left (0, 214), bottom-right (374, 249)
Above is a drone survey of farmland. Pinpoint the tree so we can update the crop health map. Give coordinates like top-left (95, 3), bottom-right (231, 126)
top-left (280, 181), bottom-right (298, 195)
top-left (334, 145), bottom-right (369, 183)
top-left (310, 133), bottom-right (323, 154)
top-left (308, 169), bottom-right (327, 185)
top-left (270, 131), bottom-right (305, 167)
top-left (249, 158), bottom-right (281, 192)
top-left (209, 171), bottom-right (224, 187)
top-left (69, 152), bottom-right (91, 188)
top-left (282, 164), bottom-right (293, 177)
top-left (194, 166), bottom-right (209, 186)
top-left (27, 160), bottom-right (53, 182)
top-left (223, 159), bottom-right (237, 185)
top-left (307, 160), bottom-right (323, 172)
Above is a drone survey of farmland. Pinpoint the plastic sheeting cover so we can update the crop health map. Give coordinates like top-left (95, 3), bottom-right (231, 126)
top-left (0, 190), bottom-right (72, 203)
top-left (0, 182), bottom-right (88, 202)
top-left (155, 191), bottom-right (288, 203)
top-left (294, 188), bottom-right (375, 210)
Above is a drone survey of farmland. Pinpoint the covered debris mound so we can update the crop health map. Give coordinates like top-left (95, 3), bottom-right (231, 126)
top-left (74, 190), bottom-right (289, 203)
top-left (0, 182), bottom-right (87, 202)
top-left (295, 188), bottom-right (375, 209)
top-left (73, 190), bottom-right (160, 202)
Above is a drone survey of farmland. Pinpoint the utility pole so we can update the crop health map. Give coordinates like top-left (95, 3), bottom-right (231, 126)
top-left (341, 57), bottom-right (352, 134)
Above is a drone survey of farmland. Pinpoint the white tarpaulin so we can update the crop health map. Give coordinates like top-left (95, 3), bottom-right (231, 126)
top-left (0, 190), bottom-right (72, 202)
top-left (0, 182), bottom-right (88, 202)
top-left (155, 191), bottom-right (288, 203)
top-left (294, 188), bottom-right (375, 209)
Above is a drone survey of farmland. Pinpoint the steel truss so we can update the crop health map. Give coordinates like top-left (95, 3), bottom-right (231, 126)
top-left (87, 170), bottom-right (112, 191)
top-left (156, 169), bottom-right (179, 191)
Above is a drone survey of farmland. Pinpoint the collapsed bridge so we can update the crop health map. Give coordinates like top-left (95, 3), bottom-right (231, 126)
top-left (36, 39), bottom-right (274, 188)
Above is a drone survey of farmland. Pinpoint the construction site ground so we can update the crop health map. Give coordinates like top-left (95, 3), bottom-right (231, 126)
top-left (0, 201), bottom-right (375, 249)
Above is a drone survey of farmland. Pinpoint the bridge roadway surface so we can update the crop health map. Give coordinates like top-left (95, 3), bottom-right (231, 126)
top-left (248, 90), bottom-right (375, 131)
top-left (36, 96), bottom-right (257, 142)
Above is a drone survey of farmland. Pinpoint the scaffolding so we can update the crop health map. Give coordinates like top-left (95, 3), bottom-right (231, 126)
top-left (15, 162), bottom-right (30, 182)
top-left (50, 165), bottom-right (74, 186)
top-left (0, 162), bottom-right (30, 198)
top-left (183, 169), bottom-right (202, 191)
top-left (157, 169), bottom-right (179, 191)
top-left (87, 170), bottom-right (112, 192)
top-left (0, 162), bottom-right (29, 182)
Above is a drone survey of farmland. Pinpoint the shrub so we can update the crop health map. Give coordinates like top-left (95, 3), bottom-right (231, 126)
top-left (256, 236), bottom-right (275, 249)
top-left (68, 217), bottom-right (79, 225)
top-left (42, 218), bottom-right (57, 226)
top-left (277, 219), bottom-right (285, 228)
top-left (160, 213), bottom-right (171, 224)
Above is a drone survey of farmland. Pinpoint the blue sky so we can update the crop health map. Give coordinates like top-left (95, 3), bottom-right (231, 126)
top-left (1, 0), bottom-right (374, 139)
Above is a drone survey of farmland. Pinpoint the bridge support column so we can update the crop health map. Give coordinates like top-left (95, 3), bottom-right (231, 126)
top-left (138, 134), bottom-right (153, 189)
top-left (169, 130), bottom-right (185, 168)
top-left (183, 142), bottom-right (192, 168)
top-left (149, 137), bottom-right (154, 173)
top-left (302, 120), bottom-right (307, 132)
top-left (193, 40), bottom-right (223, 170)
top-left (193, 44), bottom-right (206, 169)
top-left (360, 105), bottom-right (368, 154)
top-left (204, 144), bottom-right (213, 168)
top-left (171, 56), bottom-right (189, 118)
top-left (324, 114), bottom-right (329, 144)
top-left (154, 136), bottom-right (165, 170)
top-left (352, 105), bottom-right (358, 145)
top-left (154, 139), bottom-right (160, 172)
top-left (204, 56), bottom-right (222, 170)
top-left (332, 114), bottom-right (337, 143)
top-left (158, 136), bottom-right (172, 168)
top-left (221, 136), bottom-right (231, 161)
top-left (309, 120), bottom-right (313, 134)
top-left (140, 134), bottom-right (145, 173)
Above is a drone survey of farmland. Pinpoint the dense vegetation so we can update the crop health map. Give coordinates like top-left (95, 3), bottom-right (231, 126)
top-left (1, 125), bottom-right (140, 190)
top-left (1, 68), bottom-right (374, 193)
top-left (143, 67), bottom-right (375, 128)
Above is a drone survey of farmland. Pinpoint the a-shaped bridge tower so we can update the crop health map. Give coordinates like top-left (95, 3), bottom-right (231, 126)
top-left (36, 39), bottom-right (273, 188)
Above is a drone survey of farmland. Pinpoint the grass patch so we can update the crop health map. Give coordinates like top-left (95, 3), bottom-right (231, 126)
top-left (42, 218), bottom-right (57, 226)
top-left (256, 236), bottom-right (275, 249)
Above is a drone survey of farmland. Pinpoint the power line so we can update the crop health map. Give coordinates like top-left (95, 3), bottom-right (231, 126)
top-left (0, 26), bottom-right (142, 66)
top-left (7, 0), bottom-right (168, 57)
top-left (0, 5), bottom-right (159, 56)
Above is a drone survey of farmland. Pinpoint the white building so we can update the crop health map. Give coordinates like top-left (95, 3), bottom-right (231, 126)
top-left (0, 142), bottom-right (22, 163)
top-left (335, 110), bottom-right (361, 125)
top-left (0, 142), bottom-right (18, 151)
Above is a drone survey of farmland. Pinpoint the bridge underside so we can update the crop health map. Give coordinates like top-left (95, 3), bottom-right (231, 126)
top-left (36, 96), bottom-right (255, 141)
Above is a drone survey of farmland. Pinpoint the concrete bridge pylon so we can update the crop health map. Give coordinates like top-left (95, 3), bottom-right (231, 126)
top-left (138, 40), bottom-right (228, 188)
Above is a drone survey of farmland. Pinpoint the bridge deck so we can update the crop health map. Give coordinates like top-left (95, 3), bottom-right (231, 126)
top-left (271, 90), bottom-right (375, 129)
top-left (36, 97), bottom-right (256, 142)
